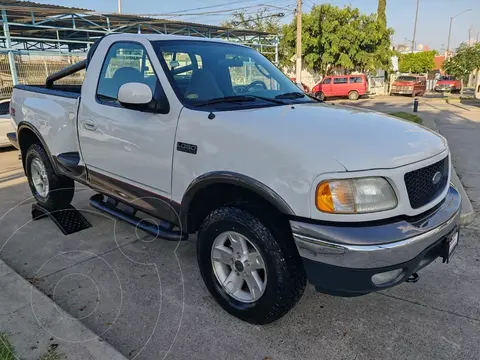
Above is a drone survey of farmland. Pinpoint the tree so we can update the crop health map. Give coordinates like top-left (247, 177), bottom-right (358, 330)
top-left (443, 43), bottom-right (480, 95)
top-left (222, 8), bottom-right (281, 62)
top-left (377, 0), bottom-right (387, 27)
top-left (279, 4), bottom-right (394, 76)
top-left (398, 50), bottom-right (436, 73)
top-left (221, 8), bottom-right (281, 34)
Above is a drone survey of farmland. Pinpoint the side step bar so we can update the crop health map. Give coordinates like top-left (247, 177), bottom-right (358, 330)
top-left (89, 194), bottom-right (188, 241)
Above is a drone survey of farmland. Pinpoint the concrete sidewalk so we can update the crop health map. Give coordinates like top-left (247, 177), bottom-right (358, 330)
top-left (0, 258), bottom-right (127, 360)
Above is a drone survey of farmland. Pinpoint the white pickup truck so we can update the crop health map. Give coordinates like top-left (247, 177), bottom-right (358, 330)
top-left (8, 34), bottom-right (461, 324)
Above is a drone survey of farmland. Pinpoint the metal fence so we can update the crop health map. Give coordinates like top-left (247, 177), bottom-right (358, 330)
top-left (0, 53), bottom-right (87, 99)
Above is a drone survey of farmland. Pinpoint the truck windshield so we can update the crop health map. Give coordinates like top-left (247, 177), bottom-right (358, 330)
top-left (151, 40), bottom-right (315, 108)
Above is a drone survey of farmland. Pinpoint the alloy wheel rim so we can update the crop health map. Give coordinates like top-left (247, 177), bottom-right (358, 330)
top-left (30, 157), bottom-right (49, 197)
top-left (211, 231), bottom-right (267, 303)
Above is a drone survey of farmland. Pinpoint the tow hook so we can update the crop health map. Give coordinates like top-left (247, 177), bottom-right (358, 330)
top-left (406, 273), bottom-right (419, 283)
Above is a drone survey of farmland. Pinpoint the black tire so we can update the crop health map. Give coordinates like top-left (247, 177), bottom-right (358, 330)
top-left (197, 207), bottom-right (306, 324)
top-left (315, 91), bottom-right (325, 101)
top-left (25, 143), bottom-right (74, 210)
top-left (348, 90), bottom-right (359, 100)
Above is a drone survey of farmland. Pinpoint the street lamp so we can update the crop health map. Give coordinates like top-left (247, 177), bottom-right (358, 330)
top-left (446, 8), bottom-right (472, 57)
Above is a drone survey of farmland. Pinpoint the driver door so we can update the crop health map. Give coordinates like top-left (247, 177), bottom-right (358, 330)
top-left (78, 40), bottom-right (178, 203)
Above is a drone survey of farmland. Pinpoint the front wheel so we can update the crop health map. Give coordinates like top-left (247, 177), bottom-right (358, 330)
top-left (315, 91), bottom-right (325, 101)
top-left (25, 143), bottom-right (74, 210)
top-left (197, 207), bottom-right (306, 324)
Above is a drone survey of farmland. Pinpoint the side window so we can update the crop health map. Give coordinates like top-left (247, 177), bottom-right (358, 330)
top-left (349, 76), bottom-right (363, 83)
top-left (96, 42), bottom-right (166, 108)
top-left (322, 78), bottom-right (331, 84)
top-left (333, 77), bottom-right (348, 84)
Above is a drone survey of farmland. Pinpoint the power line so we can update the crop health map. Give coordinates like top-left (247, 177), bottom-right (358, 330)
top-left (130, 0), bottom-right (273, 16)
top-left (154, 1), bottom-right (291, 19)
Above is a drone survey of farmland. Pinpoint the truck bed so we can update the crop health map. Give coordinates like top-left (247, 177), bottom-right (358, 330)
top-left (12, 85), bottom-right (81, 156)
top-left (15, 84), bottom-right (81, 99)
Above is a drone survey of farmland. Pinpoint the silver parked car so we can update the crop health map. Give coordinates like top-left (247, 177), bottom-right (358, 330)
top-left (0, 99), bottom-right (14, 148)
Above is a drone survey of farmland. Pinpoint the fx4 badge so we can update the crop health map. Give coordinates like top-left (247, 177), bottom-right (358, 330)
top-left (177, 142), bottom-right (198, 155)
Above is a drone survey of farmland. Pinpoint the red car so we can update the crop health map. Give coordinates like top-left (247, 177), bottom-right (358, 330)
top-left (311, 74), bottom-right (368, 101)
top-left (435, 75), bottom-right (461, 93)
top-left (390, 75), bottom-right (426, 97)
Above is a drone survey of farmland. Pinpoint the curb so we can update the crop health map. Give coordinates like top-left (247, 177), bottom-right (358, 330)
top-left (0, 258), bottom-right (128, 360)
top-left (419, 113), bottom-right (475, 226)
top-left (367, 96), bottom-right (479, 105)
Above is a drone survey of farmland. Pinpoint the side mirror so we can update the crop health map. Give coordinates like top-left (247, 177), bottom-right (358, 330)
top-left (118, 82), bottom-right (153, 108)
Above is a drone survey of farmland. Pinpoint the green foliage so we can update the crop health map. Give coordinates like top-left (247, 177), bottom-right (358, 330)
top-left (398, 50), bottom-right (436, 73)
top-left (0, 333), bottom-right (15, 360)
top-left (222, 8), bottom-right (281, 62)
top-left (221, 8), bottom-right (281, 34)
top-left (388, 112), bottom-right (422, 124)
top-left (443, 43), bottom-right (480, 95)
top-left (377, 0), bottom-right (387, 27)
top-left (279, 4), bottom-right (394, 75)
top-left (443, 43), bottom-right (480, 79)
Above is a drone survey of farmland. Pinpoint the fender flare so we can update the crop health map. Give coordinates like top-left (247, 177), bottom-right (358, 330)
top-left (17, 122), bottom-right (58, 173)
top-left (180, 171), bottom-right (295, 231)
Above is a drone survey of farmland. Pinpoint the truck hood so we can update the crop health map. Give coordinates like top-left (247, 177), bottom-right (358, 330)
top-left (253, 102), bottom-right (447, 171)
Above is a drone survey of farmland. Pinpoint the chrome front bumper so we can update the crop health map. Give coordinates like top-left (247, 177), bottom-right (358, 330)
top-left (291, 185), bottom-right (461, 270)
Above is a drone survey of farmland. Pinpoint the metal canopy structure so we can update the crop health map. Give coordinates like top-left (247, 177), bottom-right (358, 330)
top-left (0, 0), bottom-right (279, 87)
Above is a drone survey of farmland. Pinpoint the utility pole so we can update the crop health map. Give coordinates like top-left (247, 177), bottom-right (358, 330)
top-left (411, 0), bottom-right (419, 52)
top-left (118, 0), bottom-right (122, 14)
top-left (468, 26), bottom-right (472, 46)
top-left (295, 0), bottom-right (302, 84)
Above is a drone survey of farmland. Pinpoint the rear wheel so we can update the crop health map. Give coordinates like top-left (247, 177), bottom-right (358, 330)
top-left (315, 91), bottom-right (325, 101)
top-left (197, 207), bottom-right (306, 324)
top-left (25, 143), bottom-right (74, 210)
top-left (348, 90), bottom-right (359, 100)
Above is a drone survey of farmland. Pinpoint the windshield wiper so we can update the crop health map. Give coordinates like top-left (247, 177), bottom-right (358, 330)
top-left (196, 96), bottom-right (256, 106)
top-left (196, 95), bottom-right (284, 106)
top-left (247, 95), bottom-right (285, 104)
top-left (275, 91), bottom-right (323, 102)
top-left (274, 92), bottom-right (306, 100)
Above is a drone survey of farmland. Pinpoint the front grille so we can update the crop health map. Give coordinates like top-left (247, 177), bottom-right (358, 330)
top-left (404, 156), bottom-right (449, 209)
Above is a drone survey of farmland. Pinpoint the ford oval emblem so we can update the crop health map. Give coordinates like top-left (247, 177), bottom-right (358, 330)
top-left (432, 171), bottom-right (443, 185)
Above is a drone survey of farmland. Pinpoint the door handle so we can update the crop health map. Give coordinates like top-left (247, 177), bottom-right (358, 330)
top-left (84, 119), bottom-right (97, 131)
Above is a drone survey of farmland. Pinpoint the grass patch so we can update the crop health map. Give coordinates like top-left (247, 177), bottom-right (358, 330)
top-left (0, 333), bottom-right (16, 360)
top-left (388, 112), bottom-right (422, 124)
top-left (0, 333), bottom-right (63, 360)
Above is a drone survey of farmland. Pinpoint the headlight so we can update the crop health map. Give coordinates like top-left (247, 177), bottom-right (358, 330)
top-left (315, 177), bottom-right (397, 214)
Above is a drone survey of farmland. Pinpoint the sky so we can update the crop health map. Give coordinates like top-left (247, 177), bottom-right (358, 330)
top-left (29, 0), bottom-right (480, 51)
